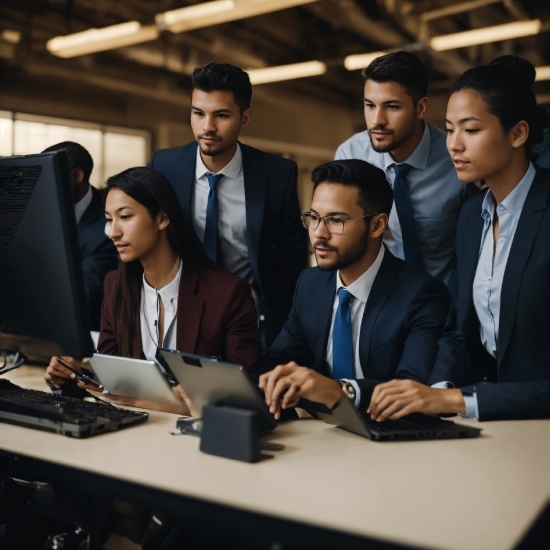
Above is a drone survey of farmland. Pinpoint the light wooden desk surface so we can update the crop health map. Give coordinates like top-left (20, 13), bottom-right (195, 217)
top-left (1, 366), bottom-right (549, 550)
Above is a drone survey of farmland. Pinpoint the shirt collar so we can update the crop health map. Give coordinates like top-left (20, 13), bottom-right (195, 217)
top-left (383, 123), bottom-right (430, 172)
top-left (195, 143), bottom-right (243, 181)
top-left (481, 162), bottom-right (536, 223)
top-left (336, 245), bottom-right (385, 303)
top-left (74, 185), bottom-right (93, 225)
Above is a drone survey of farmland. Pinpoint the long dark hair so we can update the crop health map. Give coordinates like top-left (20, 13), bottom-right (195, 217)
top-left (104, 167), bottom-right (214, 357)
top-left (449, 55), bottom-right (540, 149)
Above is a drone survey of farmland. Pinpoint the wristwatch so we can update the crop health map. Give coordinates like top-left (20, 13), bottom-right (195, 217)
top-left (338, 379), bottom-right (356, 401)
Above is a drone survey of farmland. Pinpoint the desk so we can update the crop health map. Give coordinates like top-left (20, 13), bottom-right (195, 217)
top-left (1, 367), bottom-right (549, 550)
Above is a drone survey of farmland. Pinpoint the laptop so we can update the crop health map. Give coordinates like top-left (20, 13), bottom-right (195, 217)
top-left (305, 395), bottom-right (482, 441)
top-left (89, 354), bottom-right (182, 407)
top-left (159, 349), bottom-right (277, 432)
top-left (0, 378), bottom-right (148, 438)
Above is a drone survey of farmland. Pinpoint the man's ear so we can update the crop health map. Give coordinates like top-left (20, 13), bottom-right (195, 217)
top-left (241, 108), bottom-right (251, 128)
top-left (416, 97), bottom-right (429, 120)
top-left (370, 213), bottom-right (388, 239)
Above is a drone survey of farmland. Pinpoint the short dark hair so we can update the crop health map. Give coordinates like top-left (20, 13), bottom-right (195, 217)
top-left (362, 51), bottom-right (428, 103)
top-left (311, 159), bottom-right (393, 217)
top-left (450, 55), bottom-right (540, 147)
top-left (42, 141), bottom-right (94, 181)
top-left (191, 62), bottom-right (252, 112)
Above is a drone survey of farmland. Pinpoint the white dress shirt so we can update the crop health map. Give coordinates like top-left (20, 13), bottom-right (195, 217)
top-left (325, 245), bottom-right (385, 406)
top-left (192, 145), bottom-right (253, 285)
top-left (140, 263), bottom-right (182, 362)
top-left (74, 185), bottom-right (93, 225)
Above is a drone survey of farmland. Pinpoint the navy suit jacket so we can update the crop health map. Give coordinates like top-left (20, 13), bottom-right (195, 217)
top-left (78, 187), bottom-right (118, 331)
top-left (431, 169), bottom-right (550, 420)
top-left (265, 250), bottom-right (450, 408)
top-left (148, 141), bottom-right (308, 346)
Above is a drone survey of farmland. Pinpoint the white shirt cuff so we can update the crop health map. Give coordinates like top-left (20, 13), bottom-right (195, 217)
top-left (462, 393), bottom-right (479, 419)
top-left (342, 379), bottom-right (361, 408)
top-left (431, 381), bottom-right (454, 389)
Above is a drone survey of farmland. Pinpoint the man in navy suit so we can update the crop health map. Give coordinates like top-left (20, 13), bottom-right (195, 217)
top-left (148, 63), bottom-right (308, 348)
top-left (259, 160), bottom-right (450, 417)
top-left (42, 142), bottom-right (118, 331)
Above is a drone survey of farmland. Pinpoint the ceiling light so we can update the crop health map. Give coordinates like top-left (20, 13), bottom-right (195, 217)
top-left (158, 0), bottom-right (319, 34)
top-left (47, 22), bottom-right (159, 58)
top-left (430, 20), bottom-right (541, 51)
top-left (157, 0), bottom-right (235, 29)
top-left (344, 51), bottom-right (386, 71)
top-left (248, 61), bottom-right (326, 85)
top-left (1, 30), bottom-right (21, 44)
top-left (535, 65), bottom-right (550, 81)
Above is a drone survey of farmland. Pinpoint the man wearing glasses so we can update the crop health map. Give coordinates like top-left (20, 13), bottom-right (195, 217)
top-left (260, 159), bottom-right (450, 417)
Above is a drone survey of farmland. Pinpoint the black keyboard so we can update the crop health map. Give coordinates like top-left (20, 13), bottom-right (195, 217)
top-left (360, 409), bottom-right (452, 432)
top-left (0, 379), bottom-right (148, 437)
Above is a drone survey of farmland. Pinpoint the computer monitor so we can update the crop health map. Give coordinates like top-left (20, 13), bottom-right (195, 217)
top-left (0, 151), bottom-right (94, 359)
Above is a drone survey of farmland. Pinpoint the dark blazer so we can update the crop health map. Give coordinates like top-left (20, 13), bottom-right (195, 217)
top-left (147, 142), bottom-right (309, 346)
top-left (264, 250), bottom-right (450, 408)
top-left (78, 186), bottom-right (118, 331)
top-left (98, 263), bottom-right (262, 371)
top-left (431, 169), bottom-right (550, 420)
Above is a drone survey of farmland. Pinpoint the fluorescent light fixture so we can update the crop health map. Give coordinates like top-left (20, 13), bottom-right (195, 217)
top-left (344, 51), bottom-right (386, 71)
top-left (430, 19), bottom-right (541, 51)
top-left (248, 60), bottom-right (326, 85)
top-left (535, 65), bottom-right (550, 81)
top-left (47, 22), bottom-right (159, 58)
top-left (158, 0), bottom-right (319, 34)
top-left (1, 30), bottom-right (21, 44)
top-left (158, 0), bottom-right (235, 28)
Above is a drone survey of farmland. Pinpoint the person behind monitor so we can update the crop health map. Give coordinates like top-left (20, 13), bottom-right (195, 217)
top-left (259, 159), bottom-right (450, 418)
top-left (42, 141), bottom-right (118, 330)
top-left (368, 56), bottom-right (550, 422)
top-left (45, 167), bottom-right (261, 403)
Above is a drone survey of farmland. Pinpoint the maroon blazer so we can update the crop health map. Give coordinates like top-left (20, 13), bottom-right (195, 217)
top-left (97, 263), bottom-right (262, 371)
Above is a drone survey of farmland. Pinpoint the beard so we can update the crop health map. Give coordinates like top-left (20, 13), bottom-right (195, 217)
top-left (313, 236), bottom-right (369, 272)
top-left (367, 121), bottom-right (416, 153)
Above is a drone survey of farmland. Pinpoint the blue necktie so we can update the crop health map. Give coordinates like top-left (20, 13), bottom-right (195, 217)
top-left (393, 163), bottom-right (424, 271)
top-left (332, 288), bottom-right (354, 380)
top-left (203, 173), bottom-right (224, 265)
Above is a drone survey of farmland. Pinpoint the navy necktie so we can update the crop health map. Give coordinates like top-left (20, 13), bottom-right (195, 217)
top-left (332, 288), bottom-right (354, 380)
top-left (393, 163), bottom-right (424, 271)
top-left (203, 173), bottom-right (224, 266)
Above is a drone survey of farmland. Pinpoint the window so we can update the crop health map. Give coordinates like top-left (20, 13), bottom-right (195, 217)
top-left (0, 112), bottom-right (149, 189)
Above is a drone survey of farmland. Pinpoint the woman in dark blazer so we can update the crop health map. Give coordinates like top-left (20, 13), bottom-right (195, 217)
top-left (368, 55), bottom-right (550, 421)
top-left (45, 167), bottom-right (261, 395)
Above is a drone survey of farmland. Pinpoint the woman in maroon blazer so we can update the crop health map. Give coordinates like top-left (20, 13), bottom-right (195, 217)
top-left (45, 167), bottom-right (261, 392)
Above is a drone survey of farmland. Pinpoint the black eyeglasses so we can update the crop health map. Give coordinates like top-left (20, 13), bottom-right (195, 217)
top-left (300, 212), bottom-right (379, 234)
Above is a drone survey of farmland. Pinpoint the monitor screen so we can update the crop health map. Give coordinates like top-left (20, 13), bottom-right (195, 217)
top-left (0, 151), bottom-right (94, 359)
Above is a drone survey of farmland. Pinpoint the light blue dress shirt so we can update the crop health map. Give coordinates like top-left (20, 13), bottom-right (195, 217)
top-left (451, 162), bottom-right (536, 418)
top-left (336, 123), bottom-right (467, 296)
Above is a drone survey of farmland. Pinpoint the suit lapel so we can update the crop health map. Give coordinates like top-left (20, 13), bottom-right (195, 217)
top-left (132, 311), bottom-right (144, 359)
top-left (357, 251), bottom-right (393, 374)
top-left (458, 203), bottom-right (484, 345)
top-left (78, 187), bottom-right (102, 228)
top-left (175, 263), bottom-right (204, 353)
top-left (498, 171), bottom-right (549, 364)
top-left (241, 144), bottom-right (266, 288)
top-left (176, 144), bottom-right (198, 224)
top-left (312, 271), bottom-right (337, 374)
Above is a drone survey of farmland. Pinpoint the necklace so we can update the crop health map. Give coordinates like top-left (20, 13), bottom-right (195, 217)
top-left (151, 256), bottom-right (180, 291)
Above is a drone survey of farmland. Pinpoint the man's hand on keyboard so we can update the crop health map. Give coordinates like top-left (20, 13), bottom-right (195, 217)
top-left (367, 379), bottom-right (466, 422)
